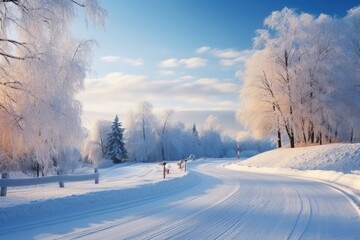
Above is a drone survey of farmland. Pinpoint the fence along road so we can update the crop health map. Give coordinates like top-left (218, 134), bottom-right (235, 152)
top-left (0, 168), bottom-right (99, 196)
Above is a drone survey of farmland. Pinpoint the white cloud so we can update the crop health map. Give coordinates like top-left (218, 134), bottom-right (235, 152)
top-left (100, 55), bottom-right (121, 62)
top-left (159, 58), bottom-right (179, 68)
top-left (100, 55), bottom-right (144, 66)
top-left (196, 47), bottom-right (254, 67)
top-left (218, 50), bottom-right (253, 67)
top-left (179, 57), bottom-right (207, 68)
top-left (159, 57), bottom-right (207, 68)
top-left (78, 72), bottom-right (238, 114)
top-left (158, 70), bottom-right (175, 75)
top-left (122, 58), bottom-right (144, 66)
top-left (196, 46), bottom-right (211, 54)
top-left (212, 48), bottom-right (243, 58)
top-left (211, 48), bottom-right (251, 59)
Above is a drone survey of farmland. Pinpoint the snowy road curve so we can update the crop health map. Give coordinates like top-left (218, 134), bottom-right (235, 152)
top-left (2, 159), bottom-right (360, 239)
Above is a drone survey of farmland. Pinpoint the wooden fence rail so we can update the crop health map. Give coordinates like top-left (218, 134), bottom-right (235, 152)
top-left (0, 168), bottom-right (99, 197)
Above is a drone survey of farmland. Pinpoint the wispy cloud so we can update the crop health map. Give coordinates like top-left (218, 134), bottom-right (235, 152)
top-left (159, 58), bottom-right (179, 68)
top-left (196, 46), bottom-right (254, 67)
top-left (212, 48), bottom-right (244, 58)
top-left (158, 70), bottom-right (175, 75)
top-left (196, 46), bottom-right (211, 54)
top-left (100, 55), bottom-right (121, 62)
top-left (100, 55), bottom-right (144, 66)
top-left (122, 58), bottom-right (144, 66)
top-left (180, 57), bottom-right (207, 68)
top-left (159, 57), bottom-right (207, 68)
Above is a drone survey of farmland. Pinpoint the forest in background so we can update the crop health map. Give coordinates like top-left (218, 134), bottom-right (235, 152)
top-left (83, 101), bottom-right (273, 165)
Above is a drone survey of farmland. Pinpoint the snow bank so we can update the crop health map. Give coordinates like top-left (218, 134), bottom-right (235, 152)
top-left (227, 143), bottom-right (360, 207)
top-left (238, 143), bottom-right (360, 173)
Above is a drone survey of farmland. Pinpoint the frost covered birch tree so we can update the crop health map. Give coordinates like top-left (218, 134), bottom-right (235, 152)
top-left (0, 0), bottom-right (106, 172)
top-left (156, 109), bottom-right (174, 161)
top-left (125, 101), bottom-right (159, 162)
top-left (93, 120), bottom-right (112, 156)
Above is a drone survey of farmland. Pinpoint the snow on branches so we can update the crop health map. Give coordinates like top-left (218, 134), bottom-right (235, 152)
top-left (238, 7), bottom-right (360, 147)
top-left (105, 115), bottom-right (127, 163)
top-left (0, 0), bottom-right (106, 173)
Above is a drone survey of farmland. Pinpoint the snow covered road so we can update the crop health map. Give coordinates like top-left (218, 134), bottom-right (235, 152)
top-left (1, 159), bottom-right (359, 239)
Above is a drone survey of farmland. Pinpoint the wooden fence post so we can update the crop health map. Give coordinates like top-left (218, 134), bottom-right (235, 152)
top-left (1, 172), bottom-right (9, 196)
top-left (162, 162), bottom-right (166, 179)
top-left (57, 171), bottom-right (64, 188)
top-left (94, 168), bottom-right (99, 184)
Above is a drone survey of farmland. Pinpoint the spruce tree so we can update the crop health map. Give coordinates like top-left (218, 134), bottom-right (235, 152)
top-left (192, 124), bottom-right (199, 138)
top-left (105, 115), bottom-right (128, 163)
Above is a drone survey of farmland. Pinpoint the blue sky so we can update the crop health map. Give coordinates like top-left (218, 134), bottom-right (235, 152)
top-left (76, 0), bottom-right (360, 138)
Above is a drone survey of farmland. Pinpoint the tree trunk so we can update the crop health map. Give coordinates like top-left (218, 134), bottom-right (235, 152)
top-left (290, 130), bottom-right (295, 148)
top-left (161, 140), bottom-right (165, 161)
top-left (318, 132), bottom-right (322, 145)
top-left (284, 124), bottom-right (295, 148)
top-left (308, 121), bottom-right (315, 143)
top-left (277, 129), bottom-right (282, 148)
top-left (301, 118), bottom-right (307, 143)
top-left (36, 162), bottom-right (40, 177)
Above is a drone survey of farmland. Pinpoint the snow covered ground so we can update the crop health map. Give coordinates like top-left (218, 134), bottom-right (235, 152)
top-left (229, 143), bottom-right (360, 206)
top-left (0, 144), bottom-right (359, 239)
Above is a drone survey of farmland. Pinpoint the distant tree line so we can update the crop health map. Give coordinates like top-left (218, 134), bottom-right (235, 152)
top-left (238, 7), bottom-right (360, 148)
top-left (83, 101), bottom-right (274, 164)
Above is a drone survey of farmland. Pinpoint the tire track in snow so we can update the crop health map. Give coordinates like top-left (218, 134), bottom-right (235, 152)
top-left (141, 184), bottom-right (244, 240)
top-left (0, 171), bottom-right (201, 238)
top-left (111, 169), bottom-right (240, 239)
top-left (212, 185), bottom-right (265, 240)
top-left (286, 188), bottom-right (312, 240)
top-left (141, 169), bottom-right (266, 239)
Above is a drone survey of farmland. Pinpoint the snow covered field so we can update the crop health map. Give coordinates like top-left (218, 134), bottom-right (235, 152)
top-left (1, 144), bottom-right (359, 239)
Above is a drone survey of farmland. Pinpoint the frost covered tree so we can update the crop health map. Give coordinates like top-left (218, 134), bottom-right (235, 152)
top-left (0, 0), bottom-right (106, 172)
top-left (81, 120), bottom-right (111, 164)
top-left (105, 115), bottom-right (127, 163)
top-left (156, 109), bottom-right (175, 161)
top-left (189, 123), bottom-right (202, 158)
top-left (238, 7), bottom-right (360, 147)
top-left (124, 101), bottom-right (159, 162)
top-left (94, 120), bottom-right (112, 156)
top-left (161, 121), bottom-right (185, 160)
top-left (201, 115), bottom-right (223, 157)
top-left (192, 124), bottom-right (199, 139)
top-left (55, 148), bottom-right (82, 174)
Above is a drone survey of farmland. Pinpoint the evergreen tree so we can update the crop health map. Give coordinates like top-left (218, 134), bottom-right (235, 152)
top-left (192, 124), bottom-right (199, 139)
top-left (190, 123), bottom-right (201, 157)
top-left (105, 115), bottom-right (127, 163)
